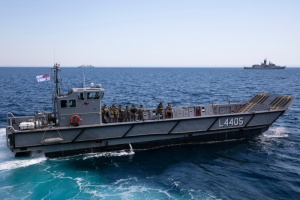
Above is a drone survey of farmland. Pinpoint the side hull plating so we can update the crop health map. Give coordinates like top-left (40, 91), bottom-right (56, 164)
top-left (45, 127), bottom-right (268, 158)
top-left (7, 110), bottom-right (283, 157)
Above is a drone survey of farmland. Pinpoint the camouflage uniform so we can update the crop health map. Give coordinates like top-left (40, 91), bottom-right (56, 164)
top-left (166, 103), bottom-right (173, 118)
top-left (157, 102), bottom-right (164, 119)
top-left (112, 104), bottom-right (118, 123)
top-left (125, 106), bottom-right (131, 122)
top-left (138, 104), bottom-right (145, 121)
top-left (130, 104), bottom-right (137, 121)
top-left (102, 104), bottom-right (109, 123)
top-left (118, 105), bottom-right (124, 122)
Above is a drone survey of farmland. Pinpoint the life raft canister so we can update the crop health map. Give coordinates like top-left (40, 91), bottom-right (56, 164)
top-left (70, 115), bottom-right (81, 126)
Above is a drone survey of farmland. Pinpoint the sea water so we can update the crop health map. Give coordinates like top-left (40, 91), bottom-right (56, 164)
top-left (0, 67), bottom-right (299, 199)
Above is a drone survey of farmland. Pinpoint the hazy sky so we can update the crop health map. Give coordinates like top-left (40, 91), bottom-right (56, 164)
top-left (1, 0), bottom-right (299, 67)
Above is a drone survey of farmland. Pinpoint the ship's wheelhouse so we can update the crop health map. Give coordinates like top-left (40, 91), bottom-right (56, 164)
top-left (56, 85), bottom-right (104, 127)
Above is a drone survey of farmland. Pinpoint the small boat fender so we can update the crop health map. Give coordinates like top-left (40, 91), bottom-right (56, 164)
top-left (41, 137), bottom-right (64, 145)
top-left (70, 115), bottom-right (81, 126)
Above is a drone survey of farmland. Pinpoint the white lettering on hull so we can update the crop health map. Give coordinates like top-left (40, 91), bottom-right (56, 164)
top-left (219, 117), bottom-right (244, 127)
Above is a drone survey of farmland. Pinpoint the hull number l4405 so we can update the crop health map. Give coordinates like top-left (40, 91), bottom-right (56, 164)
top-left (219, 117), bottom-right (244, 127)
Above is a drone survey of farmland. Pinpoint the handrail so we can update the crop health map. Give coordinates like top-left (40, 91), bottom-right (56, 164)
top-left (7, 112), bottom-right (15, 118)
top-left (6, 112), bottom-right (16, 127)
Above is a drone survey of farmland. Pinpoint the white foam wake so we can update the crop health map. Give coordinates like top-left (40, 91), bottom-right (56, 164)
top-left (0, 128), bottom-right (15, 160)
top-left (0, 155), bottom-right (46, 171)
top-left (0, 128), bottom-right (47, 171)
top-left (74, 177), bottom-right (174, 199)
top-left (83, 150), bottom-right (135, 160)
top-left (83, 144), bottom-right (135, 160)
top-left (263, 126), bottom-right (289, 138)
top-left (0, 128), bottom-right (7, 143)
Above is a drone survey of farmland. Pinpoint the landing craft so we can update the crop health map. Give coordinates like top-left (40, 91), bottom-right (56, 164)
top-left (6, 63), bottom-right (294, 158)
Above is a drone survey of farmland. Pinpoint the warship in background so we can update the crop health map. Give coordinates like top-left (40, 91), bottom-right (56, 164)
top-left (244, 59), bottom-right (286, 69)
top-left (78, 65), bottom-right (94, 68)
top-left (6, 63), bottom-right (294, 158)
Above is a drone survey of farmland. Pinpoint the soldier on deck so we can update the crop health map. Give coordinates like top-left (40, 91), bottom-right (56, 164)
top-left (166, 102), bottom-right (173, 118)
top-left (125, 105), bottom-right (131, 122)
top-left (109, 104), bottom-right (118, 123)
top-left (118, 105), bottom-right (124, 122)
top-left (112, 104), bottom-right (118, 123)
top-left (108, 105), bottom-right (113, 122)
top-left (102, 104), bottom-right (109, 123)
top-left (157, 102), bottom-right (164, 119)
top-left (130, 104), bottom-right (137, 121)
top-left (138, 104), bottom-right (145, 121)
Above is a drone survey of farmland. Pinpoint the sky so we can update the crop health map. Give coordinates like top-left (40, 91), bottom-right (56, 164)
top-left (0, 0), bottom-right (299, 67)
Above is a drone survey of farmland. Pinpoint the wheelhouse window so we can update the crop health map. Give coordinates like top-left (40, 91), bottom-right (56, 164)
top-left (78, 93), bottom-right (85, 100)
top-left (94, 92), bottom-right (101, 99)
top-left (87, 92), bottom-right (101, 99)
top-left (69, 99), bottom-right (76, 107)
top-left (61, 100), bottom-right (67, 108)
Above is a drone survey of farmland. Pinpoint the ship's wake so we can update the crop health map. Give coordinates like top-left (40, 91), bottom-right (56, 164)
top-left (0, 153), bottom-right (46, 171)
top-left (263, 126), bottom-right (289, 138)
top-left (0, 128), bottom-right (46, 171)
top-left (82, 143), bottom-right (135, 160)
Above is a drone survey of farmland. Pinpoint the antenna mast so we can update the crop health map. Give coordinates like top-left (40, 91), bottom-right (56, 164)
top-left (52, 63), bottom-right (61, 118)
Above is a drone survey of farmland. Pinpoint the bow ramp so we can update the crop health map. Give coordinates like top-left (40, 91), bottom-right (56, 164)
top-left (238, 93), bottom-right (294, 113)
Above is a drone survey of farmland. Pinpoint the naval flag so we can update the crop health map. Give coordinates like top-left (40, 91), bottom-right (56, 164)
top-left (36, 74), bottom-right (50, 82)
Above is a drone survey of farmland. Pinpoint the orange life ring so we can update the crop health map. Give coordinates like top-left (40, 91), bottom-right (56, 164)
top-left (70, 115), bottom-right (81, 126)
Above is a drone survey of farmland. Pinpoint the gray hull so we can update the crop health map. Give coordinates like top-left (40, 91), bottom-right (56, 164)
top-left (46, 127), bottom-right (268, 157)
top-left (244, 59), bottom-right (286, 69)
top-left (7, 110), bottom-right (284, 158)
top-left (244, 66), bottom-right (286, 69)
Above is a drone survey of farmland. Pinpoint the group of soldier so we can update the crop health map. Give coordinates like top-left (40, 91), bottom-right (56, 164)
top-left (102, 103), bottom-right (145, 123)
top-left (102, 102), bottom-right (173, 123)
top-left (157, 102), bottom-right (174, 119)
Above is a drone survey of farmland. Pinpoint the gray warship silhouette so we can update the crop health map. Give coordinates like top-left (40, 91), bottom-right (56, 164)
top-left (6, 64), bottom-right (294, 157)
top-left (244, 59), bottom-right (286, 69)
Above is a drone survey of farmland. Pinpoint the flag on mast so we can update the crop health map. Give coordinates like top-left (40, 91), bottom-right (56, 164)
top-left (36, 74), bottom-right (50, 82)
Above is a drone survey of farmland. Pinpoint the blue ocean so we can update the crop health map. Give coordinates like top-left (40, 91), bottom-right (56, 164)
top-left (0, 67), bottom-right (299, 199)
